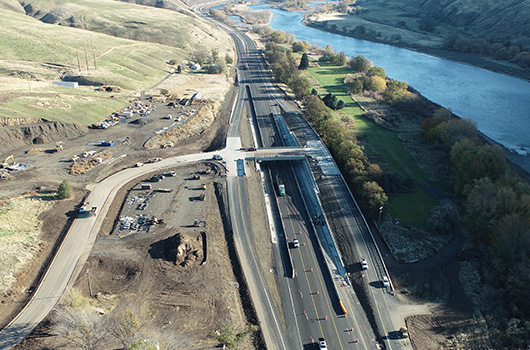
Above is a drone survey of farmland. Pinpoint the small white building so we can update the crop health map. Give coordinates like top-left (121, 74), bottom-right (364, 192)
top-left (53, 81), bottom-right (79, 88)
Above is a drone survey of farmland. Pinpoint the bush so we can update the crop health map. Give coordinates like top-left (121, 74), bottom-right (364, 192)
top-left (349, 55), bottom-right (371, 73)
top-left (57, 180), bottom-right (72, 199)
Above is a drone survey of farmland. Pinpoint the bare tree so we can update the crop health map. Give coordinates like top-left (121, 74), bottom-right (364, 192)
top-left (107, 309), bottom-right (142, 349)
top-left (54, 308), bottom-right (107, 350)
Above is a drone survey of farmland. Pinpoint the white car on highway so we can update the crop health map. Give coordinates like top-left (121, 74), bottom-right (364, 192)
top-left (382, 276), bottom-right (390, 287)
top-left (360, 257), bottom-right (368, 270)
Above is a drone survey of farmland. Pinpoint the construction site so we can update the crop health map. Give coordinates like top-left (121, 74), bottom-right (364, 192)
top-left (0, 78), bottom-right (265, 349)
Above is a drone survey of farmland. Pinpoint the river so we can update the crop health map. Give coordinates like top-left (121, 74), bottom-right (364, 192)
top-left (251, 6), bottom-right (530, 155)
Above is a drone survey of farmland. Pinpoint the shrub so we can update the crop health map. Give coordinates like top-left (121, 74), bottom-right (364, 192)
top-left (57, 180), bottom-right (72, 199)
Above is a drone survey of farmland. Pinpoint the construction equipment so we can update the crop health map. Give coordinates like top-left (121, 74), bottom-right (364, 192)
top-left (1, 155), bottom-right (15, 168)
top-left (201, 183), bottom-right (206, 190)
top-left (193, 220), bottom-right (206, 227)
top-left (199, 193), bottom-right (205, 201)
top-left (55, 142), bottom-right (63, 152)
top-left (162, 142), bottom-right (174, 148)
top-left (72, 155), bottom-right (80, 162)
top-left (399, 326), bottom-right (409, 338)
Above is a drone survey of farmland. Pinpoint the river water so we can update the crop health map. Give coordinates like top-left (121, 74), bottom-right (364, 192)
top-left (255, 7), bottom-right (530, 154)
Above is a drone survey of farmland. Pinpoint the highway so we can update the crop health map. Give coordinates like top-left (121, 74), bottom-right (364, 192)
top-left (1, 6), bottom-right (406, 350)
top-left (216, 12), bottom-right (408, 350)
top-left (221, 18), bottom-right (380, 349)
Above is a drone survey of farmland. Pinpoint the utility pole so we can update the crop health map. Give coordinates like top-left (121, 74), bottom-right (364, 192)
top-left (87, 269), bottom-right (93, 297)
top-left (83, 39), bottom-right (89, 71)
top-left (74, 38), bottom-right (81, 71)
top-left (91, 36), bottom-right (97, 70)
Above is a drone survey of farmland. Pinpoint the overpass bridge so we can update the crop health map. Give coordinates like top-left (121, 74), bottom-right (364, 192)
top-left (244, 147), bottom-right (317, 161)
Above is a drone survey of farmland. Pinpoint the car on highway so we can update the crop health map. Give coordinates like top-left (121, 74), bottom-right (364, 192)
top-left (247, 147), bottom-right (257, 151)
top-left (293, 239), bottom-right (300, 248)
top-left (382, 276), bottom-right (390, 287)
top-left (212, 154), bottom-right (223, 160)
top-left (318, 337), bottom-right (327, 349)
top-left (360, 257), bottom-right (368, 270)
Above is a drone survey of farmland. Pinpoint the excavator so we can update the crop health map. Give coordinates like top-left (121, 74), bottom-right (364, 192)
top-left (1, 155), bottom-right (15, 168)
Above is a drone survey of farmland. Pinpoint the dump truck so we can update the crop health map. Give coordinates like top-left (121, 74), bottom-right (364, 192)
top-left (399, 326), bottom-right (409, 338)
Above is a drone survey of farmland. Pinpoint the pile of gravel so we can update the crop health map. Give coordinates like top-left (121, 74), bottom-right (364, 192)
top-left (129, 118), bottom-right (151, 126)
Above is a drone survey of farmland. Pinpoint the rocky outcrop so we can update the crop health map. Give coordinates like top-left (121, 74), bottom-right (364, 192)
top-left (0, 121), bottom-right (88, 154)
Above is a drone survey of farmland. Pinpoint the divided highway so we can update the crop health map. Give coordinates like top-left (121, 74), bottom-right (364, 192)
top-left (1, 6), bottom-right (408, 350)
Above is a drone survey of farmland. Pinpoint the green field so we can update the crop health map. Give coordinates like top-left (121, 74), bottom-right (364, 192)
top-left (309, 64), bottom-right (437, 227)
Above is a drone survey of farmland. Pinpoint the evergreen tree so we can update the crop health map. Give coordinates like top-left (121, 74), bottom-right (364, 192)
top-left (298, 53), bottom-right (309, 70)
top-left (57, 180), bottom-right (72, 199)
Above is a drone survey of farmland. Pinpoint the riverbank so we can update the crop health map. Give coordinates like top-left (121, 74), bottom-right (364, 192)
top-left (303, 15), bottom-right (530, 82)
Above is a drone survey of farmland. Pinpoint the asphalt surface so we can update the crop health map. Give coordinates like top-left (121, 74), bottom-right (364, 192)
top-left (2, 7), bottom-right (409, 350)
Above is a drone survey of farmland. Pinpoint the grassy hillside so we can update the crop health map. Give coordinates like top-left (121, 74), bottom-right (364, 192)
top-left (0, 0), bottom-right (233, 124)
top-left (355, 0), bottom-right (530, 48)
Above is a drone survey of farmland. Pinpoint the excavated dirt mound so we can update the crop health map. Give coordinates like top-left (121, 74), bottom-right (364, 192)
top-left (149, 232), bottom-right (203, 267)
top-left (128, 118), bottom-right (151, 126)
top-left (0, 122), bottom-right (88, 154)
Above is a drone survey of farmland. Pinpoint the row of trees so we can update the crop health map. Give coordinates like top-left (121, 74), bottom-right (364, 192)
top-left (344, 55), bottom-right (411, 106)
top-left (189, 48), bottom-right (230, 74)
top-left (304, 95), bottom-right (388, 216)
top-left (421, 109), bottom-right (530, 348)
top-left (443, 34), bottom-right (530, 70)
top-left (261, 42), bottom-right (399, 217)
top-left (263, 42), bottom-right (311, 99)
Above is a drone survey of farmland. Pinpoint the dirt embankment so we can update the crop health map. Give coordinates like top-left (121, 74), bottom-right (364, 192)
top-left (0, 122), bottom-right (88, 154)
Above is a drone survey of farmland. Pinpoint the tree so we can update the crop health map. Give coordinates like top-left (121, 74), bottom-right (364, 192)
top-left (349, 55), bottom-right (371, 73)
top-left (322, 93), bottom-right (343, 110)
top-left (427, 201), bottom-right (461, 237)
top-left (290, 76), bottom-right (311, 99)
top-left (382, 80), bottom-right (409, 104)
top-left (210, 48), bottom-right (219, 63)
top-left (332, 51), bottom-right (347, 66)
top-left (210, 323), bottom-right (257, 350)
top-left (292, 41), bottom-right (307, 53)
top-left (435, 118), bottom-right (478, 146)
top-left (54, 308), bottom-right (107, 350)
top-left (360, 181), bottom-right (388, 217)
top-left (451, 141), bottom-right (507, 194)
top-left (348, 78), bottom-right (364, 94)
top-left (366, 76), bottom-right (386, 91)
top-left (298, 53), bottom-right (309, 70)
top-left (176, 65), bottom-right (182, 74)
top-left (206, 61), bottom-right (226, 74)
top-left (108, 309), bottom-right (142, 349)
top-left (225, 54), bottom-right (233, 64)
top-left (367, 66), bottom-right (385, 78)
top-left (58, 180), bottom-right (72, 199)
top-left (190, 49), bottom-right (209, 65)
top-left (128, 339), bottom-right (158, 350)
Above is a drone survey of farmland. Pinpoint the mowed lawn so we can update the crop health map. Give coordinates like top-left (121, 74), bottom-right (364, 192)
top-left (309, 64), bottom-right (437, 227)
